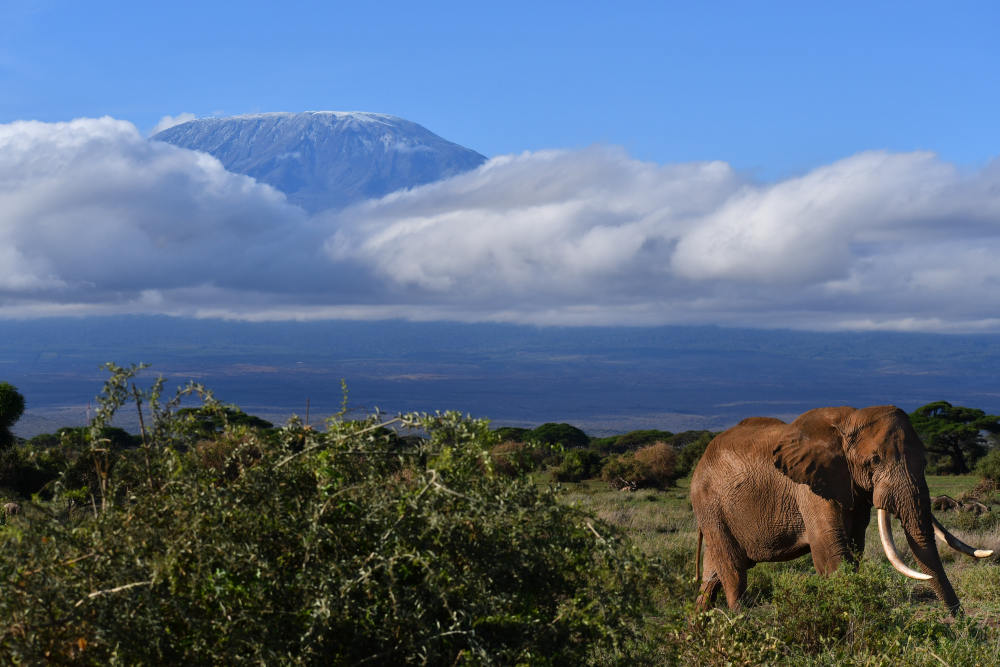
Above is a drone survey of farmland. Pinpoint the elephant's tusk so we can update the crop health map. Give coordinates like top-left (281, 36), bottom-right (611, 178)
top-left (877, 508), bottom-right (933, 581)
top-left (931, 515), bottom-right (994, 559)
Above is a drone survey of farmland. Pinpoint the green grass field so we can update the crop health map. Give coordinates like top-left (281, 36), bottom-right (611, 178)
top-left (928, 474), bottom-right (983, 498)
top-left (559, 473), bottom-right (1000, 665)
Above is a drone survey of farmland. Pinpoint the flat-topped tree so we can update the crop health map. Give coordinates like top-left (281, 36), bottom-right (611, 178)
top-left (909, 401), bottom-right (1000, 474)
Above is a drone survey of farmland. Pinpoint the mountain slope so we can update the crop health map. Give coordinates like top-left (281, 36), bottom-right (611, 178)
top-left (152, 111), bottom-right (487, 212)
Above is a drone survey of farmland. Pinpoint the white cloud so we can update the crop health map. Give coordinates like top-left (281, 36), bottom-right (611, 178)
top-left (328, 147), bottom-right (741, 299)
top-left (0, 117), bottom-right (344, 313)
top-left (672, 151), bottom-right (959, 283)
top-left (4, 117), bottom-right (1000, 332)
top-left (149, 112), bottom-right (196, 135)
top-left (330, 147), bottom-right (1000, 331)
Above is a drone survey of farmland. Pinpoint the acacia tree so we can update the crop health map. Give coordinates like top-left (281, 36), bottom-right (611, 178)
top-left (0, 382), bottom-right (25, 450)
top-left (530, 422), bottom-right (590, 449)
top-left (909, 401), bottom-right (1000, 474)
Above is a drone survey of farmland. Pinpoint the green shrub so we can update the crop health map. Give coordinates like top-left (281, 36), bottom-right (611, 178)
top-left (0, 368), bottom-right (660, 664)
top-left (0, 446), bottom-right (60, 497)
top-left (551, 448), bottom-right (604, 482)
top-left (616, 429), bottom-right (674, 451)
top-left (953, 507), bottom-right (1000, 532)
top-left (976, 448), bottom-right (1000, 484)
top-left (493, 426), bottom-right (531, 442)
top-left (490, 439), bottom-right (547, 476)
top-left (175, 406), bottom-right (274, 437)
top-left (192, 424), bottom-right (265, 481)
top-left (601, 454), bottom-right (646, 491)
top-left (591, 429), bottom-right (674, 455)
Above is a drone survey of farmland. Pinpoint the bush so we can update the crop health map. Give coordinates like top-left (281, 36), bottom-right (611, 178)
top-left (960, 477), bottom-right (999, 506)
top-left (0, 368), bottom-right (660, 664)
top-left (175, 406), bottom-right (274, 438)
top-left (551, 448), bottom-right (604, 482)
top-left (493, 426), bottom-right (531, 442)
top-left (953, 507), bottom-right (1000, 532)
top-left (490, 440), bottom-right (546, 476)
top-left (634, 441), bottom-right (676, 481)
top-left (976, 448), bottom-right (1000, 484)
top-left (193, 424), bottom-right (265, 481)
top-left (602, 442), bottom-right (677, 491)
top-left (591, 429), bottom-right (674, 455)
top-left (0, 446), bottom-right (60, 498)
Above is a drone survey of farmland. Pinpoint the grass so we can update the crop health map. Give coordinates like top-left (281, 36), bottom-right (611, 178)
top-left (558, 473), bottom-right (1000, 665)
top-left (927, 474), bottom-right (981, 498)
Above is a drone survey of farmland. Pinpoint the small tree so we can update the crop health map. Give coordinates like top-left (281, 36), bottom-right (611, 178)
top-left (0, 382), bottom-right (25, 450)
top-left (552, 448), bottom-right (604, 482)
top-left (530, 422), bottom-right (590, 449)
top-left (910, 402), bottom-right (1000, 474)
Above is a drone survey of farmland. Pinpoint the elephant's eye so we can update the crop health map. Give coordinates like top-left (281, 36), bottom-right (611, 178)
top-left (870, 454), bottom-right (881, 465)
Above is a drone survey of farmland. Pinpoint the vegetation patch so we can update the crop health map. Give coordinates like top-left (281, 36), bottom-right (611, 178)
top-left (6, 371), bottom-right (1000, 663)
top-left (0, 367), bottom-right (660, 664)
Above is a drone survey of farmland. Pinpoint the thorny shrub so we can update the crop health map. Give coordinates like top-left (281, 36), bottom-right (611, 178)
top-left (602, 442), bottom-right (678, 491)
top-left (0, 365), bottom-right (661, 664)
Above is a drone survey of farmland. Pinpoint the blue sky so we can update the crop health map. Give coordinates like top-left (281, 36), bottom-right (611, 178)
top-left (4, 1), bottom-right (999, 179)
top-left (4, 1), bottom-right (1000, 331)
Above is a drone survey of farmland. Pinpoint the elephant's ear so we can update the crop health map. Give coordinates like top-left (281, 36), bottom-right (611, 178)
top-left (772, 424), bottom-right (854, 509)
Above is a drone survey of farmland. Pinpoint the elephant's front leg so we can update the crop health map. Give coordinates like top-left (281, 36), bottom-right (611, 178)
top-left (797, 486), bottom-right (853, 575)
top-left (844, 499), bottom-right (873, 563)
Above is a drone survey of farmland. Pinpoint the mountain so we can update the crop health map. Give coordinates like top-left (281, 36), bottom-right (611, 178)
top-left (151, 111), bottom-right (487, 212)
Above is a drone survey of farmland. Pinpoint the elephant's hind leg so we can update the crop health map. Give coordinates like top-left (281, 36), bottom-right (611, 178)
top-left (719, 563), bottom-right (748, 609)
top-left (699, 527), bottom-right (748, 610)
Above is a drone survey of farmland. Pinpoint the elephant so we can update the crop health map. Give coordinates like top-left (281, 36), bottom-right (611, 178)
top-left (691, 405), bottom-right (992, 615)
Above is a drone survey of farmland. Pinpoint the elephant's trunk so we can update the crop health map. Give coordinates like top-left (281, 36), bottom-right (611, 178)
top-left (897, 498), bottom-right (962, 615)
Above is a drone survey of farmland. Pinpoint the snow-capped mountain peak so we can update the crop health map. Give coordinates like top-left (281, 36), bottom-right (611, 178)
top-left (152, 112), bottom-right (486, 212)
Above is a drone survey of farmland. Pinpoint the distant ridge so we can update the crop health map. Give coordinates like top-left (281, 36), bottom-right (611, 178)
top-left (152, 111), bottom-right (487, 212)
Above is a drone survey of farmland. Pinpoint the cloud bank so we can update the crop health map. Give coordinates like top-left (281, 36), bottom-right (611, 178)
top-left (0, 117), bottom-right (372, 317)
top-left (330, 147), bottom-right (1000, 331)
top-left (3, 117), bottom-right (1000, 332)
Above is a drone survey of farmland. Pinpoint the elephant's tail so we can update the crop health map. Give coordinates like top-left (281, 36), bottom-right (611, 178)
top-left (695, 528), bottom-right (703, 583)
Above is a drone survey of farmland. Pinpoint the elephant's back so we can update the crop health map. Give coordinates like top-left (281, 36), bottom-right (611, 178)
top-left (694, 419), bottom-right (784, 474)
top-left (690, 421), bottom-right (789, 515)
